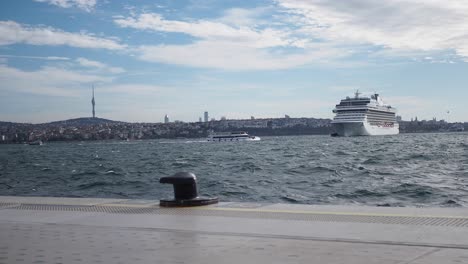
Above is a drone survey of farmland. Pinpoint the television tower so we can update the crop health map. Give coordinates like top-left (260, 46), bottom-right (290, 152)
top-left (91, 85), bottom-right (96, 118)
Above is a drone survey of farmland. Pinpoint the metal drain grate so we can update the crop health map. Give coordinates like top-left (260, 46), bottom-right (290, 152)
top-left (156, 208), bottom-right (468, 228)
top-left (3, 203), bottom-right (468, 228)
top-left (0, 202), bottom-right (19, 209)
top-left (13, 204), bottom-right (159, 214)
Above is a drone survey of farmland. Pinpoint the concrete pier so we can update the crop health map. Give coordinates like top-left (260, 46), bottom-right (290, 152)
top-left (1, 196), bottom-right (468, 263)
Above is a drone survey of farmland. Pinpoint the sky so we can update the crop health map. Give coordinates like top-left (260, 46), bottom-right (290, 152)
top-left (1, 0), bottom-right (468, 123)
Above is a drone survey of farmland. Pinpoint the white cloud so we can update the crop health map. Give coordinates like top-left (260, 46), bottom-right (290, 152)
top-left (0, 64), bottom-right (112, 97)
top-left (385, 95), bottom-right (428, 108)
top-left (97, 84), bottom-right (165, 95)
top-left (115, 11), bottom-right (345, 70)
top-left (0, 54), bottom-right (70, 61)
top-left (138, 41), bottom-right (341, 70)
top-left (76, 57), bottom-right (106, 68)
top-left (114, 2), bottom-right (468, 70)
top-left (0, 21), bottom-right (125, 50)
top-left (384, 95), bottom-right (438, 120)
top-left (114, 12), bottom-right (292, 48)
top-left (76, 57), bottom-right (125, 73)
top-left (217, 8), bottom-right (268, 27)
top-left (206, 98), bottom-right (335, 120)
top-left (277, 0), bottom-right (468, 60)
top-left (34, 0), bottom-right (97, 12)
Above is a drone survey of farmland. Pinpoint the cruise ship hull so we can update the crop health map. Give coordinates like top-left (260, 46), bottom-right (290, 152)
top-left (332, 122), bottom-right (399, 137)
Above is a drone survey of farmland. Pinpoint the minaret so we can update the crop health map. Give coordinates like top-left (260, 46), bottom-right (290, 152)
top-left (91, 85), bottom-right (96, 118)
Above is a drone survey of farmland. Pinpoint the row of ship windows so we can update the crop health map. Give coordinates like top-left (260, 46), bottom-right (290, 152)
top-left (334, 117), bottom-right (365, 120)
top-left (367, 116), bottom-right (397, 120)
top-left (367, 114), bottom-right (396, 118)
top-left (366, 113), bottom-right (397, 117)
top-left (366, 115), bottom-right (396, 119)
top-left (336, 111), bottom-right (366, 114)
top-left (336, 111), bottom-right (396, 115)
top-left (367, 110), bottom-right (396, 114)
top-left (371, 112), bottom-right (395, 116)
top-left (337, 111), bottom-right (395, 115)
top-left (336, 107), bottom-right (393, 113)
top-left (336, 114), bottom-right (395, 119)
top-left (337, 112), bottom-right (394, 117)
top-left (368, 119), bottom-right (396, 122)
top-left (337, 102), bottom-right (370, 106)
top-left (367, 116), bottom-right (396, 120)
top-left (335, 117), bottom-right (396, 121)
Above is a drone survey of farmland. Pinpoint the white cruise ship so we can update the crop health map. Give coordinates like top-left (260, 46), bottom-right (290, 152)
top-left (331, 91), bottom-right (399, 137)
top-left (207, 131), bottom-right (260, 142)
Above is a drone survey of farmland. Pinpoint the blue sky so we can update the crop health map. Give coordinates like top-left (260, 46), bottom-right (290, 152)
top-left (1, 0), bottom-right (468, 123)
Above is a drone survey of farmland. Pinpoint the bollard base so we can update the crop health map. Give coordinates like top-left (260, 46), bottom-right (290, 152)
top-left (160, 197), bottom-right (218, 207)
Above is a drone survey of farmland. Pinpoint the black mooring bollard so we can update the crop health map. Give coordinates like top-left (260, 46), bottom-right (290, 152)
top-left (159, 172), bottom-right (218, 207)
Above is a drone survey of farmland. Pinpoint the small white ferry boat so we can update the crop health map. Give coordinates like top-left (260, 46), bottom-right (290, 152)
top-left (207, 131), bottom-right (260, 142)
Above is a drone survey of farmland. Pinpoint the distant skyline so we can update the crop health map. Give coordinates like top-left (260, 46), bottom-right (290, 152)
top-left (1, 0), bottom-right (468, 123)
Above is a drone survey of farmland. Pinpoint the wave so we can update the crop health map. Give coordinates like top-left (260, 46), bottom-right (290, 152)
top-left (406, 153), bottom-right (432, 161)
top-left (390, 183), bottom-right (437, 198)
top-left (159, 140), bottom-right (208, 144)
top-left (171, 161), bottom-right (193, 168)
top-left (230, 161), bottom-right (264, 173)
top-left (3, 133), bottom-right (468, 207)
top-left (280, 195), bottom-right (302, 203)
top-left (362, 157), bottom-right (382, 165)
top-left (104, 170), bottom-right (121, 175)
top-left (334, 150), bottom-right (350, 156)
top-left (442, 199), bottom-right (461, 207)
top-left (321, 178), bottom-right (343, 187)
top-left (77, 181), bottom-right (109, 189)
top-left (77, 180), bottom-right (146, 190)
top-left (335, 189), bottom-right (386, 199)
top-left (71, 170), bottom-right (99, 177)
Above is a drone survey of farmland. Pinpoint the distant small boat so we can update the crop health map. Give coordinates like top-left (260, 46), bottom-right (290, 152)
top-left (207, 131), bottom-right (260, 142)
top-left (28, 140), bottom-right (43, 145)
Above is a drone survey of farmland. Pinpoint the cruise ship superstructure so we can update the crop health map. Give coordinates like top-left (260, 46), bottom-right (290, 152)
top-left (331, 91), bottom-right (399, 136)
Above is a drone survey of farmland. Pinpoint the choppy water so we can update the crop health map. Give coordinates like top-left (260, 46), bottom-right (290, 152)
top-left (1, 133), bottom-right (468, 207)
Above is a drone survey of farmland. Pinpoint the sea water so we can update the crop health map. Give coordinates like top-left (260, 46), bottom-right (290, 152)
top-left (1, 133), bottom-right (467, 207)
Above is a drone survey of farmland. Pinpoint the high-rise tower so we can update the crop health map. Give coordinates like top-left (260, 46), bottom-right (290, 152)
top-left (91, 85), bottom-right (96, 118)
top-left (204, 111), bottom-right (209, 122)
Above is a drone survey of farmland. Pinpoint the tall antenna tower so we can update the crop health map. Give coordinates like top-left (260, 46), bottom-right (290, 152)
top-left (92, 85), bottom-right (96, 118)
